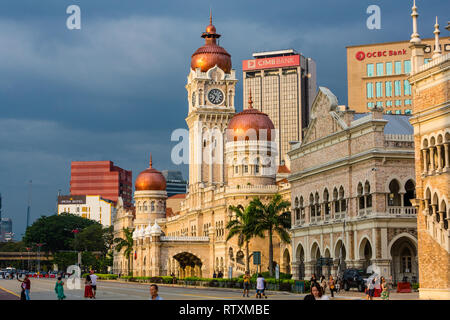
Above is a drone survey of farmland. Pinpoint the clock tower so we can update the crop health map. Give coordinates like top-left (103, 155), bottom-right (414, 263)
top-left (186, 14), bottom-right (237, 194)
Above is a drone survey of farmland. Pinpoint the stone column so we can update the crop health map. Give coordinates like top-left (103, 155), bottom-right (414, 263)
top-left (430, 147), bottom-right (436, 172)
top-left (444, 143), bottom-right (449, 170)
top-left (437, 145), bottom-right (443, 171)
top-left (422, 149), bottom-right (428, 174)
top-left (305, 261), bottom-right (315, 279)
top-left (292, 261), bottom-right (300, 280)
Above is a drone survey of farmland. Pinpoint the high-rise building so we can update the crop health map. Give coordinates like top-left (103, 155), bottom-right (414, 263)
top-left (70, 161), bottom-right (132, 208)
top-left (161, 170), bottom-right (187, 197)
top-left (242, 49), bottom-right (317, 167)
top-left (1, 218), bottom-right (13, 242)
top-left (407, 3), bottom-right (450, 300)
top-left (347, 37), bottom-right (449, 114)
top-left (58, 195), bottom-right (116, 226)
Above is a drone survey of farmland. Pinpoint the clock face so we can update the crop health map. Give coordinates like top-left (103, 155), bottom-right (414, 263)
top-left (207, 89), bottom-right (224, 105)
top-left (192, 92), bottom-right (196, 106)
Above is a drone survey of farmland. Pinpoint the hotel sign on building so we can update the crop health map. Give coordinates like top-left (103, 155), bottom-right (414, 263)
top-left (58, 195), bottom-right (116, 226)
top-left (347, 37), bottom-right (450, 114)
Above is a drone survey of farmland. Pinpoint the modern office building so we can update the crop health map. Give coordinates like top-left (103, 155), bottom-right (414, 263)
top-left (242, 49), bottom-right (317, 167)
top-left (161, 170), bottom-right (187, 197)
top-left (347, 36), bottom-right (450, 114)
top-left (70, 161), bottom-right (132, 208)
top-left (1, 218), bottom-right (13, 242)
top-left (58, 195), bottom-right (116, 226)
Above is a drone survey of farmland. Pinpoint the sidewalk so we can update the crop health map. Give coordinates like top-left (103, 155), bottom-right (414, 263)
top-left (328, 289), bottom-right (419, 300)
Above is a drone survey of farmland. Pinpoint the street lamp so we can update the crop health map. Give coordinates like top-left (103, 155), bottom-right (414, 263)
top-left (35, 243), bottom-right (45, 275)
top-left (25, 247), bottom-right (31, 271)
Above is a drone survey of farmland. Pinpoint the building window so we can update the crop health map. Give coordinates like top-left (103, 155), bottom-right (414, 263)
top-left (376, 63), bottom-right (384, 76)
top-left (366, 83), bottom-right (374, 98)
top-left (386, 100), bottom-right (392, 107)
top-left (367, 64), bottom-right (374, 77)
top-left (394, 81), bottom-right (401, 96)
top-left (386, 62), bottom-right (393, 75)
top-left (376, 101), bottom-right (383, 108)
top-left (395, 99), bottom-right (402, 106)
top-left (385, 81), bottom-right (392, 97)
top-left (405, 99), bottom-right (412, 106)
top-left (404, 60), bottom-right (411, 74)
top-left (404, 80), bottom-right (411, 95)
top-left (376, 82), bottom-right (383, 98)
top-left (394, 61), bottom-right (402, 74)
top-left (395, 110), bottom-right (401, 114)
top-left (386, 110), bottom-right (392, 114)
top-left (405, 109), bottom-right (412, 115)
top-left (367, 102), bottom-right (375, 109)
top-left (424, 58), bottom-right (431, 64)
top-left (244, 165), bottom-right (248, 174)
top-left (235, 166), bottom-right (238, 174)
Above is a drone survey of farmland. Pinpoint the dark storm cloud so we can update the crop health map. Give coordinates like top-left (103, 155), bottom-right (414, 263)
top-left (0, 0), bottom-right (448, 238)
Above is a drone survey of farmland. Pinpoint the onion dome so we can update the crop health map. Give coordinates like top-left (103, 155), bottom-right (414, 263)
top-left (138, 226), bottom-right (145, 239)
top-left (191, 12), bottom-right (232, 73)
top-left (227, 89), bottom-right (275, 141)
top-left (135, 154), bottom-right (167, 191)
top-left (144, 224), bottom-right (152, 237)
top-left (150, 222), bottom-right (162, 235)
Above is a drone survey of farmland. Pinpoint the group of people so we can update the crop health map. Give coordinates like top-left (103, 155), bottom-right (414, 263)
top-left (365, 276), bottom-right (390, 300)
top-left (212, 270), bottom-right (224, 278)
top-left (241, 271), bottom-right (268, 299)
top-left (16, 269), bottom-right (98, 301)
top-left (305, 274), bottom-right (337, 300)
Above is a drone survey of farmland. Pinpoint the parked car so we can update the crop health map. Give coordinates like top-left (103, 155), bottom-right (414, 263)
top-left (342, 269), bottom-right (371, 292)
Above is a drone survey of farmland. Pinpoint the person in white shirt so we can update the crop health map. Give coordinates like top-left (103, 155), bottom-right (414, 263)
top-left (89, 270), bottom-right (98, 299)
top-left (256, 274), bottom-right (267, 299)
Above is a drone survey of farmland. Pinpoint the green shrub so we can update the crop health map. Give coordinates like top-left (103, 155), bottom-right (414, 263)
top-left (412, 283), bottom-right (419, 291)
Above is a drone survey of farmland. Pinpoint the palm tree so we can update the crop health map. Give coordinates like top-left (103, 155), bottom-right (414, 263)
top-left (113, 227), bottom-right (134, 276)
top-left (249, 193), bottom-right (291, 277)
top-left (226, 204), bottom-right (262, 273)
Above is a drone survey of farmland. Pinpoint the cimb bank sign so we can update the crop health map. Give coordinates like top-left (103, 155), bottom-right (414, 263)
top-left (242, 55), bottom-right (300, 71)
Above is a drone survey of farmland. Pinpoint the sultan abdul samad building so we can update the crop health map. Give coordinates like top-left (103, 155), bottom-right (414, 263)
top-left (113, 16), bottom-right (291, 278)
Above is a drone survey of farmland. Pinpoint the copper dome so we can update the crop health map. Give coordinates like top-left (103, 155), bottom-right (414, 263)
top-left (227, 91), bottom-right (275, 141)
top-left (135, 155), bottom-right (166, 191)
top-left (191, 14), bottom-right (232, 73)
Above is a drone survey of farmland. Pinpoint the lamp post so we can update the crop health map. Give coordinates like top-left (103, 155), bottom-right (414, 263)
top-left (25, 247), bottom-right (31, 271)
top-left (36, 243), bottom-right (44, 275)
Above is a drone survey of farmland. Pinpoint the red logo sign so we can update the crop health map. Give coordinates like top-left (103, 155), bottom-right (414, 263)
top-left (356, 51), bottom-right (365, 61)
top-left (243, 55), bottom-right (300, 71)
top-left (355, 49), bottom-right (407, 61)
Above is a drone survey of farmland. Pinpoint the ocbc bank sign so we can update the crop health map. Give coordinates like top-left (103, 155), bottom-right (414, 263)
top-left (355, 49), bottom-right (407, 61)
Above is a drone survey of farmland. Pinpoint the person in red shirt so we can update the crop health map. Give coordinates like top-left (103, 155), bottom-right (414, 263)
top-left (17, 275), bottom-right (31, 300)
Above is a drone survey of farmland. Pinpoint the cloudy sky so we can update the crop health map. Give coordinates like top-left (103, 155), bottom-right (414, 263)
top-left (0, 0), bottom-right (447, 239)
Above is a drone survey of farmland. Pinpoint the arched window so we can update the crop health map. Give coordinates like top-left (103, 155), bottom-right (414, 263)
top-left (404, 180), bottom-right (415, 207)
top-left (333, 188), bottom-right (339, 213)
top-left (300, 197), bottom-right (305, 222)
top-left (365, 181), bottom-right (372, 208)
top-left (143, 201), bottom-right (148, 211)
top-left (324, 189), bottom-right (330, 216)
top-left (255, 158), bottom-right (260, 174)
top-left (315, 192), bottom-right (321, 220)
top-left (151, 201), bottom-right (155, 211)
top-left (294, 197), bottom-right (300, 221)
top-left (388, 180), bottom-right (401, 206)
top-left (309, 193), bottom-right (315, 220)
top-left (339, 186), bottom-right (346, 212)
top-left (358, 183), bottom-right (365, 210)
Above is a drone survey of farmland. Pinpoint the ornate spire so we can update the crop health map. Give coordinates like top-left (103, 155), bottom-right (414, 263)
top-left (410, 0), bottom-right (421, 44)
top-left (149, 153), bottom-right (153, 168)
top-left (248, 88), bottom-right (254, 109)
top-left (210, 8), bottom-right (212, 25)
top-left (433, 16), bottom-right (442, 59)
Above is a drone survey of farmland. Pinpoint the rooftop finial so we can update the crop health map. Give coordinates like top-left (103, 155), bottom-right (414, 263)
top-left (149, 153), bottom-right (153, 168)
top-left (433, 16), bottom-right (442, 59)
top-left (248, 88), bottom-right (253, 109)
top-left (210, 8), bottom-right (212, 25)
top-left (410, 0), bottom-right (421, 44)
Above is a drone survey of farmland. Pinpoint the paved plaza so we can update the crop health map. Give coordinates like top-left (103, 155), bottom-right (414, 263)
top-left (0, 278), bottom-right (419, 300)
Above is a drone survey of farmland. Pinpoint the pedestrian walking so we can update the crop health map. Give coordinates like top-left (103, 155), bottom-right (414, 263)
top-left (84, 274), bottom-right (93, 299)
top-left (366, 278), bottom-right (375, 300)
top-left (17, 275), bottom-right (31, 300)
top-left (242, 271), bottom-right (251, 298)
top-left (255, 274), bottom-right (266, 299)
top-left (149, 284), bottom-right (163, 300)
top-left (89, 270), bottom-right (98, 299)
top-left (213, 271), bottom-right (217, 278)
top-left (380, 277), bottom-right (390, 300)
top-left (320, 276), bottom-right (327, 294)
top-left (54, 276), bottom-right (66, 300)
top-left (328, 275), bottom-right (336, 298)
